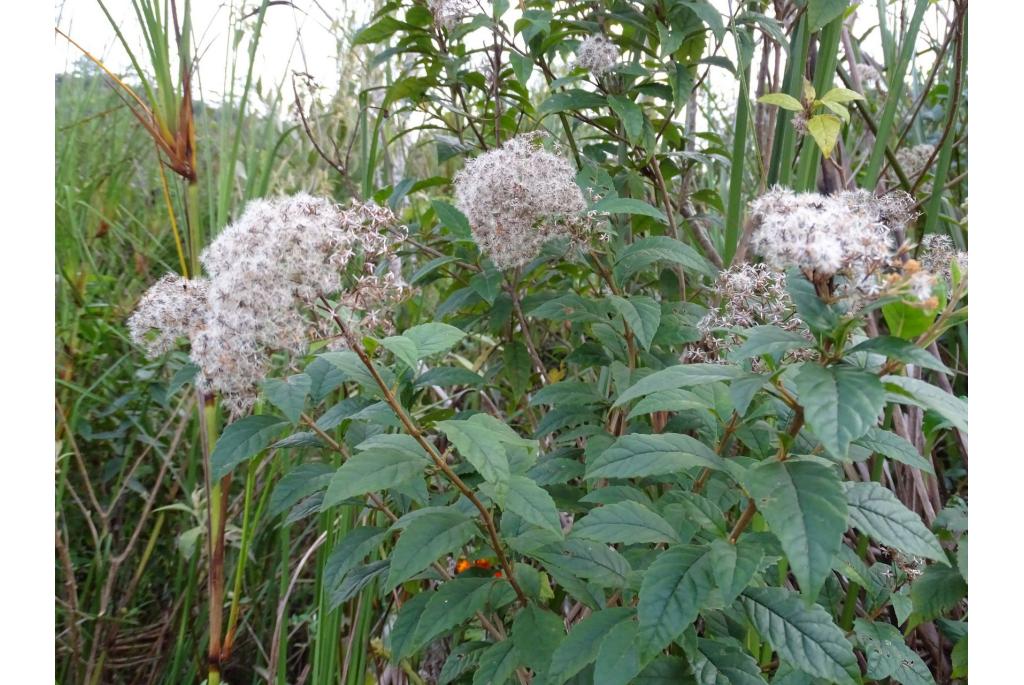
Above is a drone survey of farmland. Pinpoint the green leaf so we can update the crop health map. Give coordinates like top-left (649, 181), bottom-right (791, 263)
top-left (432, 200), bottom-right (471, 237)
top-left (381, 335), bottom-right (418, 369)
top-left (437, 414), bottom-right (535, 484)
top-left (572, 500), bottom-right (680, 545)
top-left (843, 482), bottom-right (946, 562)
top-left (324, 526), bottom-right (388, 589)
top-left (414, 578), bottom-right (517, 648)
top-left (708, 538), bottom-right (763, 605)
top-left (795, 364), bottom-right (885, 458)
top-left (538, 89), bottom-right (606, 114)
top-left (439, 642), bottom-right (489, 685)
top-left (210, 415), bottom-right (289, 479)
top-left (740, 586), bottom-right (859, 685)
top-left (473, 640), bottom-right (519, 685)
top-left (269, 463), bottom-right (334, 517)
top-left (403, 322), bottom-right (466, 357)
top-left (786, 270), bottom-right (838, 333)
top-left (512, 605), bottom-right (564, 675)
top-left (847, 336), bottom-right (952, 374)
top-left (386, 510), bottom-right (478, 591)
top-left (627, 388), bottom-right (709, 419)
top-left (323, 449), bottom-right (423, 507)
top-left (758, 92), bottom-right (804, 111)
top-left (855, 619), bottom-right (936, 685)
top-left (608, 95), bottom-right (645, 144)
top-left (820, 100), bottom-right (850, 123)
top-left (613, 236), bottom-right (716, 282)
top-left (805, 113), bottom-right (842, 159)
top-left (854, 426), bottom-right (934, 473)
top-left (530, 381), bottom-right (604, 407)
top-left (882, 299), bottom-right (938, 339)
top-left (687, 636), bottom-right (768, 685)
top-left (330, 559), bottom-right (389, 607)
top-left (592, 196), bottom-right (668, 222)
top-left (910, 564), bottom-right (966, 622)
top-left (883, 375), bottom-right (967, 432)
top-left (352, 15), bottom-right (408, 45)
top-left (262, 374), bottom-right (311, 424)
top-left (503, 475), bottom-right (562, 535)
top-left (610, 295), bottom-right (662, 351)
top-left (546, 608), bottom-right (634, 684)
top-left (741, 459), bottom-right (847, 600)
top-left (388, 591), bottom-right (432, 662)
top-left (806, 0), bottom-right (850, 32)
top-left (821, 86), bottom-right (864, 104)
top-left (594, 620), bottom-right (644, 685)
top-left (638, 545), bottom-right (715, 653)
top-left (509, 51), bottom-right (534, 85)
top-left (614, 364), bottom-right (742, 406)
top-left (585, 433), bottom-right (723, 480)
top-left (534, 539), bottom-right (632, 587)
top-left (728, 325), bottom-right (811, 361)
top-left (683, 1), bottom-right (725, 40)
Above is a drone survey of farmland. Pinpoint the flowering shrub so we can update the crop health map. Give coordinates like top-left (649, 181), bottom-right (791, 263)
top-left (116, 1), bottom-right (968, 683)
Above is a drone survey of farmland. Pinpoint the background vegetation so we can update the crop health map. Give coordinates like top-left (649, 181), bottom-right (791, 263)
top-left (55, 1), bottom-right (967, 683)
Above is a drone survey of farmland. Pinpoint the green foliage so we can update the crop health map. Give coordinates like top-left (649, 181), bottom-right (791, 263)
top-left (58, 0), bottom-right (968, 682)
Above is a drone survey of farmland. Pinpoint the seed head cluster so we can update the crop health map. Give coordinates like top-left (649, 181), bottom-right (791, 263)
top-left (129, 194), bottom-right (407, 417)
top-left (428, 0), bottom-right (472, 30)
top-left (855, 64), bottom-right (885, 91)
top-left (575, 34), bottom-right (619, 77)
top-left (454, 133), bottom-right (592, 270)
top-left (682, 264), bottom-right (810, 366)
top-left (919, 234), bottom-right (968, 286)
top-left (894, 143), bottom-right (936, 189)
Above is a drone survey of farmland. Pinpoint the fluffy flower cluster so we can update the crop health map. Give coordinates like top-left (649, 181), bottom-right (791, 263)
top-left (454, 133), bottom-right (591, 270)
top-left (575, 34), bottom-right (619, 77)
top-left (919, 234), bottom-right (968, 286)
top-left (682, 264), bottom-right (811, 366)
top-left (129, 195), bottom-right (407, 416)
top-left (894, 144), bottom-right (936, 189)
top-left (855, 64), bottom-right (885, 91)
top-left (428, 0), bottom-right (472, 30)
top-left (749, 187), bottom-right (940, 306)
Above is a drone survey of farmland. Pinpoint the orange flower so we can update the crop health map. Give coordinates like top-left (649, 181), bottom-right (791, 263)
top-left (473, 559), bottom-right (492, 570)
top-left (455, 558), bottom-right (471, 574)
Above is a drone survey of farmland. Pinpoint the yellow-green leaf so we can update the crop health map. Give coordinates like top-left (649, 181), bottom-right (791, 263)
top-left (821, 86), bottom-right (865, 104)
top-left (758, 92), bottom-right (804, 111)
top-left (806, 113), bottom-right (842, 159)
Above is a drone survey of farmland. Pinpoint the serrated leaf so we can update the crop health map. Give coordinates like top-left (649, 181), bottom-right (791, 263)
top-left (323, 449), bottom-right (423, 507)
top-left (614, 364), bottom-right (742, 406)
top-left (592, 196), bottom-right (667, 222)
top-left (210, 415), bottom-right (289, 479)
top-left (847, 336), bottom-right (951, 375)
top-left (610, 295), bottom-right (662, 351)
top-left (854, 426), bottom-right (934, 473)
top-left (261, 374), bottom-right (311, 424)
top-left (381, 335), bottom-right (418, 369)
top-left (883, 375), bottom-right (967, 432)
top-left (741, 459), bottom-right (847, 600)
top-left (534, 538), bottom-right (632, 587)
top-left (269, 463), bottom-right (334, 518)
top-left (688, 636), bottom-right (768, 685)
top-left (613, 236), bottom-right (716, 282)
top-left (740, 586), bottom-right (859, 685)
top-left (910, 564), bottom-right (966, 622)
top-left (709, 538), bottom-right (763, 605)
top-left (795, 364), bottom-right (885, 458)
top-left (546, 608), bottom-right (634, 684)
top-left (572, 500), bottom-right (680, 545)
top-left (330, 559), bottom-right (389, 607)
top-left (786, 270), bottom-right (838, 333)
top-left (389, 592), bottom-right (433, 662)
top-left (729, 325), bottom-right (812, 361)
top-left (627, 388), bottom-right (709, 419)
top-left (843, 482), bottom-right (946, 561)
top-left (855, 619), bottom-right (936, 685)
top-left (512, 605), bottom-right (564, 675)
top-left (439, 642), bottom-right (489, 685)
top-left (437, 414), bottom-right (535, 484)
top-left (586, 433), bottom-right (723, 480)
top-left (638, 545), bottom-right (715, 653)
top-left (608, 95), bottom-right (645, 144)
top-left (806, 114), bottom-right (842, 159)
top-left (432, 200), bottom-right (471, 236)
top-left (758, 93), bottom-right (804, 111)
top-left (503, 475), bottom-right (563, 535)
top-left (403, 322), bottom-right (466, 357)
top-left (473, 640), bottom-right (519, 685)
top-left (414, 578), bottom-right (517, 648)
top-left (386, 510), bottom-right (478, 590)
top-left (324, 526), bottom-right (388, 589)
top-left (595, 620), bottom-right (644, 685)
top-left (538, 89), bottom-right (606, 114)
top-left (530, 381), bottom-right (604, 407)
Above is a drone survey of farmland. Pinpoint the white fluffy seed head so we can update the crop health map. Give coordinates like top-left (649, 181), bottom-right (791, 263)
top-left (894, 144), bottom-right (936, 186)
top-left (128, 274), bottom-right (209, 357)
top-left (130, 194), bottom-right (407, 418)
top-left (855, 64), bottom-right (885, 91)
top-left (454, 133), bottom-right (591, 270)
top-left (428, 0), bottom-right (472, 30)
top-left (575, 34), bottom-right (619, 77)
top-left (682, 263), bottom-right (811, 367)
top-left (919, 234), bottom-right (968, 285)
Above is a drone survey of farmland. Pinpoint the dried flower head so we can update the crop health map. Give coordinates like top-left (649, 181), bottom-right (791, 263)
top-left (682, 263), bottom-right (811, 367)
top-left (575, 34), bottom-right (619, 77)
top-left (748, 187), bottom-right (929, 306)
top-left (855, 63), bottom-right (885, 91)
top-left (454, 133), bottom-right (591, 270)
top-left (129, 194), bottom-right (407, 417)
top-left (428, 0), bottom-right (472, 30)
top-left (919, 234), bottom-right (968, 286)
top-left (891, 144), bottom-right (936, 191)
